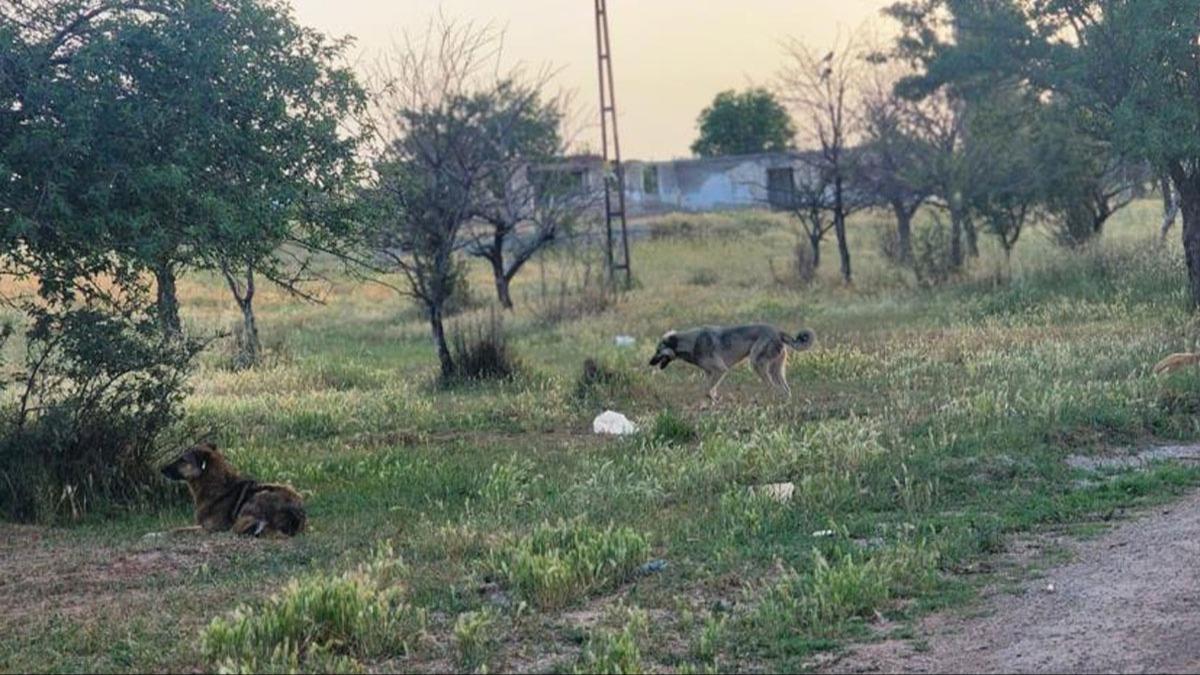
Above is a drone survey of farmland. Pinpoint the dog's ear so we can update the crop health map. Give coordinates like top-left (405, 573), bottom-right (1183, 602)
top-left (663, 332), bottom-right (679, 350)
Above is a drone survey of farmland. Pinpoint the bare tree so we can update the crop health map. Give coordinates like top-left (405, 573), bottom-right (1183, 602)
top-left (779, 33), bottom-right (866, 284)
top-left (463, 79), bottom-right (598, 309)
top-left (363, 17), bottom-right (529, 378)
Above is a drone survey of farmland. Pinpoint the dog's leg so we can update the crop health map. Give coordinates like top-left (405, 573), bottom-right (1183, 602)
top-left (770, 352), bottom-right (791, 398)
top-left (699, 359), bottom-right (730, 403)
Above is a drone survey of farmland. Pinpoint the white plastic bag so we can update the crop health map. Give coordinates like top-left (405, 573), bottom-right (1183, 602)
top-left (593, 410), bottom-right (638, 435)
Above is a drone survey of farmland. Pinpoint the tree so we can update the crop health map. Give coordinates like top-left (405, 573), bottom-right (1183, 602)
top-left (365, 19), bottom-right (512, 379)
top-left (858, 64), bottom-right (934, 263)
top-left (885, 0), bottom-right (1200, 304)
top-left (964, 86), bottom-right (1043, 260)
top-left (691, 88), bottom-right (795, 157)
top-left (464, 80), bottom-right (596, 309)
top-left (71, 0), bottom-right (365, 361)
top-left (779, 35), bottom-right (866, 284)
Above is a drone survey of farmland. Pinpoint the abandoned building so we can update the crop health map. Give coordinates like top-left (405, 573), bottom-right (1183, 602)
top-left (623, 152), bottom-right (822, 215)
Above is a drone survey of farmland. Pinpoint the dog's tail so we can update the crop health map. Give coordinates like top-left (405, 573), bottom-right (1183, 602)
top-left (783, 328), bottom-right (815, 351)
top-left (1153, 352), bottom-right (1200, 375)
top-left (274, 504), bottom-right (307, 536)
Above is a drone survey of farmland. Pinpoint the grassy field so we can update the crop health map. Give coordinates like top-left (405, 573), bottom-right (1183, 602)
top-left (5, 201), bottom-right (1200, 673)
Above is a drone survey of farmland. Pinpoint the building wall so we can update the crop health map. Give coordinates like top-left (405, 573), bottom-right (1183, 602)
top-left (623, 152), bottom-right (817, 216)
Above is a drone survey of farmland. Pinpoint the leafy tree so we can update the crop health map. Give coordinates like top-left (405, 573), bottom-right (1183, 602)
top-left (69, 0), bottom-right (365, 361)
top-left (885, 0), bottom-right (1197, 302)
top-left (691, 88), bottom-right (795, 157)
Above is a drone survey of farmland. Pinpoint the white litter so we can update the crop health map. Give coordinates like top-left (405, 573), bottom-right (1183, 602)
top-left (593, 410), bottom-right (638, 435)
top-left (615, 335), bottom-right (636, 347)
top-left (751, 481), bottom-right (796, 503)
top-left (811, 529), bottom-right (835, 538)
top-left (1045, 583), bottom-right (1056, 593)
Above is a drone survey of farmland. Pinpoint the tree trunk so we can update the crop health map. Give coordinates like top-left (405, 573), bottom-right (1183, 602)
top-left (1162, 175), bottom-right (1180, 241)
top-left (963, 216), bottom-right (979, 258)
top-left (1173, 167), bottom-right (1200, 309)
top-left (155, 262), bottom-right (182, 338)
top-left (238, 297), bottom-right (260, 367)
top-left (429, 303), bottom-right (454, 380)
top-left (487, 247), bottom-right (514, 310)
top-left (834, 177), bottom-right (851, 284)
top-left (892, 201), bottom-right (913, 264)
top-left (810, 231), bottom-right (822, 268)
top-left (949, 208), bottom-right (964, 270)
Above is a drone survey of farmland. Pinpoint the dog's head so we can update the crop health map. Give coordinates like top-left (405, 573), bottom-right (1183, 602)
top-left (161, 441), bottom-right (222, 482)
top-left (649, 331), bottom-right (679, 370)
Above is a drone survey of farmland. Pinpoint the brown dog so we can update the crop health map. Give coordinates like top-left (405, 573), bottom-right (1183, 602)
top-left (160, 441), bottom-right (306, 537)
top-left (1153, 352), bottom-right (1200, 375)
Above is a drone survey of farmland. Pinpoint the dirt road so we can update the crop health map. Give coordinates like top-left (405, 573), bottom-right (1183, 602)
top-left (825, 485), bottom-right (1200, 674)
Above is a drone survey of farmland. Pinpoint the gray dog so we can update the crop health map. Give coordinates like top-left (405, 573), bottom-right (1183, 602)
top-left (649, 324), bottom-right (815, 401)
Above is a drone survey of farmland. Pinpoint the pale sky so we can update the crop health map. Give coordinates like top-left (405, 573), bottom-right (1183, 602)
top-left (289, 1), bottom-right (896, 160)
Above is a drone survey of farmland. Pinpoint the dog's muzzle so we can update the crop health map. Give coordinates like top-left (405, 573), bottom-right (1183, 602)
top-left (649, 353), bottom-right (672, 369)
top-left (160, 463), bottom-right (184, 481)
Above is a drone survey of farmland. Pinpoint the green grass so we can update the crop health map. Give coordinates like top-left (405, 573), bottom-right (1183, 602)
top-left (4, 200), bottom-right (1200, 672)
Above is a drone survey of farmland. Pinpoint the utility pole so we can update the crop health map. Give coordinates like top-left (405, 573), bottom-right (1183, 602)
top-left (594, 0), bottom-right (631, 286)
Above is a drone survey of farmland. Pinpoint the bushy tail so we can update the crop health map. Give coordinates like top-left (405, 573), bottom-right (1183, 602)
top-left (1153, 352), bottom-right (1200, 375)
top-left (783, 328), bottom-right (815, 351)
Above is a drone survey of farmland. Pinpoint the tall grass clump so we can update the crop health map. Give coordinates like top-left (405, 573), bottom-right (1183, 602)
top-left (486, 520), bottom-right (650, 609)
top-left (573, 606), bottom-right (648, 675)
top-left (743, 541), bottom-right (939, 644)
top-left (649, 409), bottom-right (698, 445)
top-left (446, 310), bottom-right (520, 384)
top-left (202, 543), bottom-right (426, 673)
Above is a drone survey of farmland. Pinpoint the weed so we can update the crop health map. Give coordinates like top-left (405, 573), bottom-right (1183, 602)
top-left (486, 520), bottom-right (650, 610)
top-left (201, 543), bottom-right (426, 672)
top-left (453, 608), bottom-right (499, 672)
top-left (574, 607), bottom-right (647, 675)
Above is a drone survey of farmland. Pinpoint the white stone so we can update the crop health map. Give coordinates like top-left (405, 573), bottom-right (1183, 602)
top-left (615, 335), bottom-right (636, 347)
top-left (593, 410), bottom-right (638, 435)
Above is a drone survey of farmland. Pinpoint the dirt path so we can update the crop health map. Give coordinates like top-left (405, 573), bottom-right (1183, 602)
top-left (824, 486), bottom-right (1200, 673)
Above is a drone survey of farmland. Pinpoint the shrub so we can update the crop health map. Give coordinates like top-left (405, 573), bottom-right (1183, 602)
top-left (202, 543), bottom-right (426, 673)
top-left (911, 218), bottom-right (957, 288)
top-left (0, 309), bottom-right (199, 523)
top-left (446, 310), bottom-right (520, 384)
top-left (486, 520), bottom-right (650, 609)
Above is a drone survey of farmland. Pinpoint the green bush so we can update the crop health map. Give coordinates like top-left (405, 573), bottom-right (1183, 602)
top-left (486, 520), bottom-right (650, 609)
top-left (202, 543), bottom-right (426, 673)
top-left (0, 309), bottom-right (199, 523)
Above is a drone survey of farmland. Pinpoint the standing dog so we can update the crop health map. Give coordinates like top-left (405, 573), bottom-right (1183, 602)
top-left (649, 324), bottom-right (815, 401)
top-left (160, 441), bottom-right (306, 537)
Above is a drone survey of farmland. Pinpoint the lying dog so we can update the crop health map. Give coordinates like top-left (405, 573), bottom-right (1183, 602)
top-left (160, 441), bottom-right (306, 537)
top-left (1153, 352), bottom-right (1200, 375)
top-left (649, 324), bottom-right (815, 401)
